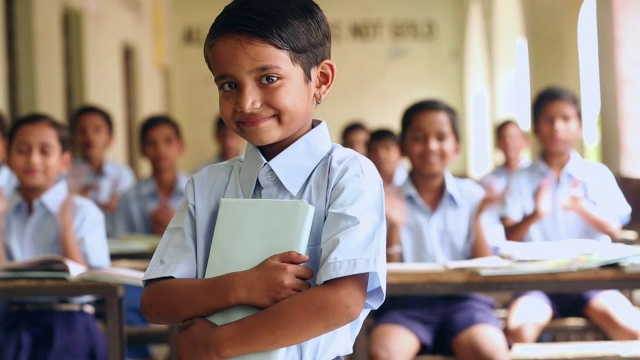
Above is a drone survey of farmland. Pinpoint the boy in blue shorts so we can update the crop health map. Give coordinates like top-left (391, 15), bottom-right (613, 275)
top-left (139, 1), bottom-right (387, 359)
top-left (0, 113), bottom-right (111, 359)
top-left (368, 100), bottom-right (509, 360)
top-left (503, 86), bottom-right (640, 342)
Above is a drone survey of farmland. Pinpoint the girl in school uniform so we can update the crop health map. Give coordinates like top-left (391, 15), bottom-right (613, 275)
top-left (0, 113), bottom-right (110, 360)
top-left (368, 100), bottom-right (510, 360)
top-left (503, 86), bottom-right (640, 343)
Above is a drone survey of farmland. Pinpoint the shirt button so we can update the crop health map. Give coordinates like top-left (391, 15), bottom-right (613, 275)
top-left (267, 171), bottom-right (277, 181)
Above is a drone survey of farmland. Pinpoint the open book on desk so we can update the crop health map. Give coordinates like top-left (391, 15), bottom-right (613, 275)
top-left (478, 240), bottom-right (640, 276)
top-left (205, 198), bottom-right (315, 360)
top-left (0, 255), bottom-right (144, 286)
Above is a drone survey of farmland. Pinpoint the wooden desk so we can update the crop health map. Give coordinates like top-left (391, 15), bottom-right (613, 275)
top-left (0, 279), bottom-right (126, 360)
top-left (387, 267), bottom-right (640, 296)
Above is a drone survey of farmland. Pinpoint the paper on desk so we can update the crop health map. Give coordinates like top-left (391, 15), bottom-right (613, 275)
top-left (497, 239), bottom-right (640, 261)
top-left (386, 262), bottom-right (445, 273)
top-left (444, 256), bottom-right (513, 270)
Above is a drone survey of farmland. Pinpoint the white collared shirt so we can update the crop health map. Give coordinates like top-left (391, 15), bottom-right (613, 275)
top-left (144, 120), bottom-right (386, 359)
top-left (503, 151), bottom-right (631, 242)
top-left (114, 172), bottom-right (190, 237)
top-left (3, 179), bottom-right (110, 268)
top-left (400, 172), bottom-right (487, 263)
top-left (68, 159), bottom-right (136, 236)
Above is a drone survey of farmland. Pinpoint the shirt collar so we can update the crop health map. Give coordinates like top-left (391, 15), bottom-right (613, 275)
top-left (140, 172), bottom-right (189, 198)
top-left (533, 150), bottom-right (585, 180)
top-left (402, 171), bottom-right (462, 208)
top-left (239, 120), bottom-right (332, 197)
top-left (11, 179), bottom-right (69, 214)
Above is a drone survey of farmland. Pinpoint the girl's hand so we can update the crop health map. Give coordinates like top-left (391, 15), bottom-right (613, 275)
top-left (534, 177), bottom-right (552, 218)
top-left (150, 196), bottom-right (175, 235)
top-left (239, 251), bottom-right (313, 309)
top-left (58, 195), bottom-right (75, 229)
top-left (562, 178), bottom-right (585, 212)
top-left (177, 318), bottom-right (222, 360)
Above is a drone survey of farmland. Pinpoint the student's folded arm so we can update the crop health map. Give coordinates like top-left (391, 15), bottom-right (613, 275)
top-left (206, 273), bottom-right (368, 358)
top-left (141, 272), bottom-right (245, 324)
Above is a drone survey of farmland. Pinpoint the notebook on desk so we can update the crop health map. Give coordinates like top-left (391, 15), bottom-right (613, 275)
top-left (204, 198), bottom-right (315, 360)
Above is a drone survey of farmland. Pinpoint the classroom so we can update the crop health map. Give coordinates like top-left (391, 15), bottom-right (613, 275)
top-left (0, 0), bottom-right (639, 359)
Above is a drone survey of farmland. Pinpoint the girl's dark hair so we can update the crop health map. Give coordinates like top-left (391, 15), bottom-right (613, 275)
top-left (140, 115), bottom-right (182, 145)
top-left (341, 121), bottom-right (367, 144)
top-left (495, 119), bottom-right (519, 139)
top-left (532, 86), bottom-right (582, 129)
top-left (70, 105), bottom-right (113, 135)
top-left (0, 112), bottom-right (9, 140)
top-left (9, 113), bottom-right (71, 152)
top-left (203, 0), bottom-right (331, 81)
top-left (369, 129), bottom-right (400, 147)
top-left (401, 99), bottom-right (461, 143)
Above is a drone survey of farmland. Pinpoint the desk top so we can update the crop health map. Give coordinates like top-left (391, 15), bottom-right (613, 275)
top-left (387, 267), bottom-right (640, 296)
top-left (0, 278), bottom-right (124, 298)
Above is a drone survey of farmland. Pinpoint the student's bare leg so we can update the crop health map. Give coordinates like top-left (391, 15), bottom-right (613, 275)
top-left (507, 294), bottom-right (553, 343)
top-left (368, 324), bottom-right (421, 360)
top-left (451, 324), bottom-right (510, 360)
top-left (584, 290), bottom-right (640, 340)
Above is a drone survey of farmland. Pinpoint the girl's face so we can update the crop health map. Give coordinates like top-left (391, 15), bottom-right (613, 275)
top-left (534, 100), bottom-right (582, 156)
top-left (208, 36), bottom-right (330, 160)
top-left (402, 110), bottom-right (460, 178)
top-left (8, 123), bottom-right (71, 197)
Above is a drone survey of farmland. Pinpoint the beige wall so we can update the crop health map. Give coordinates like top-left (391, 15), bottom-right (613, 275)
top-left (0, 4), bottom-right (8, 113)
top-left (4, 0), bottom-right (625, 177)
top-left (15, 0), bottom-right (168, 175)
top-left (168, 0), bottom-right (467, 174)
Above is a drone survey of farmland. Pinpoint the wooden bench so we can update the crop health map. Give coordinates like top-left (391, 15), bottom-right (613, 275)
top-left (125, 324), bottom-right (179, 360)
top-left (411, 340), bottom-right (640, 360)
top-left (510, 340), bottom-right (640, 359)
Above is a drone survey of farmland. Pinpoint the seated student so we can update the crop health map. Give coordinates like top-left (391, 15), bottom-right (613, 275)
top-left (341, 120), bottom-right (370, 156)
top-left (481, 119), bottom-right (530, 196)
top-left (479, 119), bottom-right (530, 246)
top-left (68, 105), bottom-right (136, 237)
top-left (369, 100), bottom-right (509, 360)
top-left (368, 129), bottom-right (407, 262)
top-left (0, 113), bottom-right (110, 360)
top-left (0, 112), bottom-right (17, 198)
top-left (139, 0), bottom-right (386, 358)
top-left (193, 115), bottom-right (246, 173)
top-left (503, 86), bottom-right (640, 343)
top-left (115, 115), bottom-right (188, 359)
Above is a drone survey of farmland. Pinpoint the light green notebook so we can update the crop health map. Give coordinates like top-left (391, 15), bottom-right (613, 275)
top-left (205, 198), bottom-right (315, 360)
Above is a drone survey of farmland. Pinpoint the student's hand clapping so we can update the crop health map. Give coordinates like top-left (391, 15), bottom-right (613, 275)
top-left (534, 177), bottom-right (553, 218)
top-left (177, 317), bottom-right (222, 360)
top-left (150, 196), bottom-right (175, 235)
top-left (561, 178), bottom-right (585, 212)
top-left (240, 251), bottom-right (313, 309)
top-left (98, 179), bottom-right (120, 213)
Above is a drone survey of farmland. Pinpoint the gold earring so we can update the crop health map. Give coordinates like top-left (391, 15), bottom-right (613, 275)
top-left (315, 95), bottom-right (324, 105)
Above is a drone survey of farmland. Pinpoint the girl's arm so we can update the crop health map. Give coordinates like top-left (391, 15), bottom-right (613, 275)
top-left (471, 197), bottom-right (494, 258)
top-left (58, 196), bottom-right (87, 266)
top-left (175, 273), bottom-right (368, 359)
top-left (141, 251), bottom-right (313, 324)
top-left (566, 200), bottom-right (622, 239)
